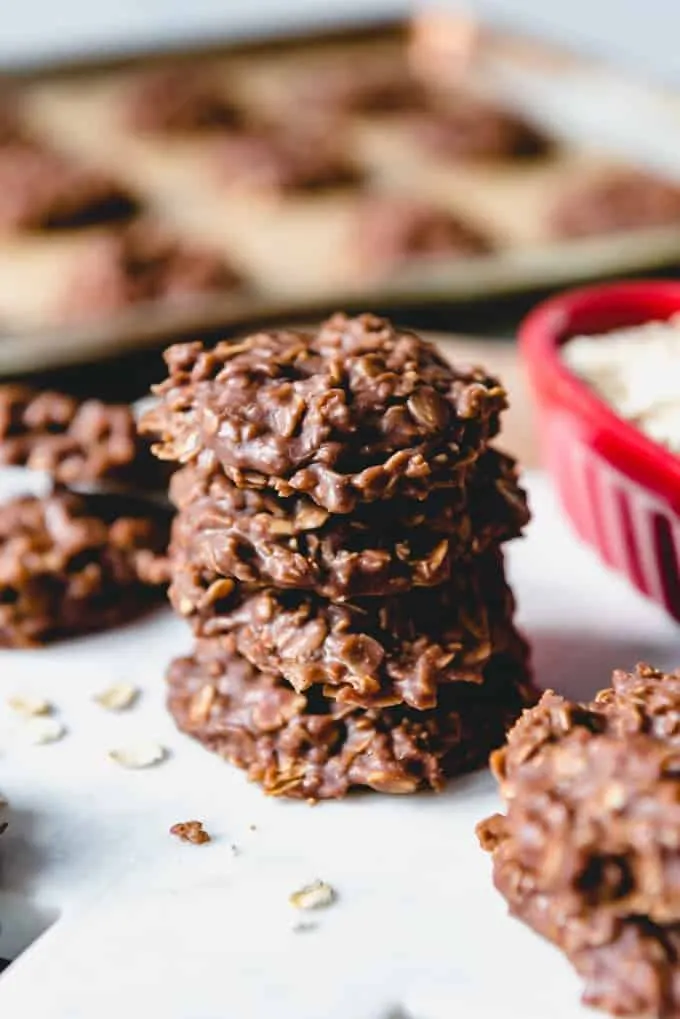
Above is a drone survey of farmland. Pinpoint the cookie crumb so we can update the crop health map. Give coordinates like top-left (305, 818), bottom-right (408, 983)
top-left (94, 683), bottom-right (139, 711)
top-left (289, 880), bottom-right (337, 911)
top-left (170, 820), bottom-right (211, 844)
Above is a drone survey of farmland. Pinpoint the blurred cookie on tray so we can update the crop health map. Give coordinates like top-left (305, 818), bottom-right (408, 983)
top-left (56, 220), bottom-right (245, 324)
top-left (549, 167), bottom-right (680, 238)
top-left (350, 195), bottom-right (493, 279)
top-left (0, 141), bottom-right (138, 233)
top-left (123, 66), bottom-right (246, 136)
top-left (212, 128), bottom-right (363, 196)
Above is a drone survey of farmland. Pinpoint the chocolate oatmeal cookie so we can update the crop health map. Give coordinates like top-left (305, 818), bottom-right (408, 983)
top-left (142, 313), bottom-right (507, 513)
top-left (478, 664), bottom-right (680, 1018)
top-left (353, 196), bottom-right (491, 275)
top-left (285, 60), bottom-right (427, 119)
top-left (0, 143), bottom-right (137, 232)
top-left (169, 547), bottom-right (522, 710)
top-left (59, 221), bottom-right (242, 322)
top-left (167, 631), bottom-right (534, 799)
top-left (0, 385), bottom-right (161, 489)
top-left (0, 488), bottom-right (169, 645)
top-left (168, 448), bottom-right (527, 600)
top-left (407, 97), bottom-right (548, 162)
top-left (124, 66), bottom-right (244, 134)
top-left (213, 130), bottom-right (362, 194)
top-left (549, 169), bottom-right (680, 238)
top-left (0, 100), bottom-right (26, 147)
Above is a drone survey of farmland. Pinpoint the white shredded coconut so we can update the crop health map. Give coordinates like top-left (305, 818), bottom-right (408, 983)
top-left (563, 315), bottom-right (680, 451)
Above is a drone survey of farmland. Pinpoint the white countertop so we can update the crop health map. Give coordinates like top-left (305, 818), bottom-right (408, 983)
top-left (0, 471), bottom-right (678, 1019)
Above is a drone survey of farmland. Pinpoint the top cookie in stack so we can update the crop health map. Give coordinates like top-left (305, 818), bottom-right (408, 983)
top-left (143, 313), bottom-right (536, 799)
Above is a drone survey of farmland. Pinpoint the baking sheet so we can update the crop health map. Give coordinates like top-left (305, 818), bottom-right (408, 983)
top-left (0, 472), bottom-right (677, 1018)
top-left (1, 22), bottom-right (680, 373)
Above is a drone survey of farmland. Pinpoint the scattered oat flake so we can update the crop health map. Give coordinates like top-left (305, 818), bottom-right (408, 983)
top-left (25, 717), bottom-right (65, 745)
top-left (289, 880), bottom-right (337, 911)
top-left (8, 695), bottom-right (52, 717)
top-left (170, 820), bottom-right (211, 845)
top-left (94, 683), bottom-right (139, 712)
top-left (108, 741), bottom-right (166, 769)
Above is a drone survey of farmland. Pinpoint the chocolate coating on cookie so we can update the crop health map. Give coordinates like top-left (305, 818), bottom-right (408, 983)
top-left (478, 664), bottom-right (680, 1017)
top-left (168, 448), bottom-right (527, 600)
top-left (0, 144), bottom-right (137, 232)
top-left (167, 633), bottom-right (534, 799)
top-left (0, 488), bottom-right (169, 645)
top-left (0, 385), bottom-right (162, 489)
top-left (169, 547), bottom-right (522, 710)
top-left (143, 313), bottom-right (507, 513)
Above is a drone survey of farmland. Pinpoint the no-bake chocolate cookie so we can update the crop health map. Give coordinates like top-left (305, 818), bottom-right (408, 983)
top-left (353, 196), bottom-right (492, 275)
top-left (167, 631), bottom-right (534, 799)
top-left (168, 448), bottom-right (527, 600)
top-left (407, 97), bottom-right (548, 162)
top-left (0, 385), bottom-right (161, 489)
top-left (0, 143), bottom-right (137, 232)
top-left (169, 548), bottom-right (522, 710)
top-left (285, 60), bottom-right (427, 119)
top-left (549, 169), bottom-right (680, 239)
top-left (124, 66), bottom-right (244, 135)
top-left (0, 488), bottom-right (169, 645)
top-left (142, 312), bottom-right (507, 513)
top-left (59, 221), bottom-right (242, 322)
top-left (213, 130), bottom-right (362, 194)
top-left (478, 664), bottom-right (680, 1018)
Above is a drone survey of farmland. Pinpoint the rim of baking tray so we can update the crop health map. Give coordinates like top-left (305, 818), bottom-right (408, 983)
top-left (519, 279), bottom-right (680, 510)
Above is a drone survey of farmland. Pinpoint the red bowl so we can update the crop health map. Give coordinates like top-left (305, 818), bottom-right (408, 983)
top-left (519, 280), bottom-right (680, 620)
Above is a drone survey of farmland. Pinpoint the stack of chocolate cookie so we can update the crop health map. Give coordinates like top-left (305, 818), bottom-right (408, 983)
top-left (0, 385), bottom-right (170, 646)
top-left (142, 312), bottom-right (536, 799)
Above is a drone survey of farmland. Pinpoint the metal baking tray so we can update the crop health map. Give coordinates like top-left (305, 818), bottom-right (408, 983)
top-left (3, 18), bottom-right (680, 374)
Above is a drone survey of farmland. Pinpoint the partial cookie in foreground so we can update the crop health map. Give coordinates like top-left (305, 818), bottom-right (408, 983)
top-left (351, 196), bottom-right (492, 278)
top-left (169, 548), bottom-right (521, 710)
top-left (0, 385), bottom-right (162, 489)
top-left (0, 143), bottom-right (137, 232)
top-left (167, 632), bottom-right (534, 800)
top-left (0, 488), bottom-right (169, 646)
top-left (477, 664), bottom-right (680, 1018)
top-left (141, 312), bottom-right (507, 512)
top-left (58, 221), bottom-right (244, 323)
top-left (168, 448), bottom-right (527, 600)
top-left (549, 168), bottom-right (680, 238)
